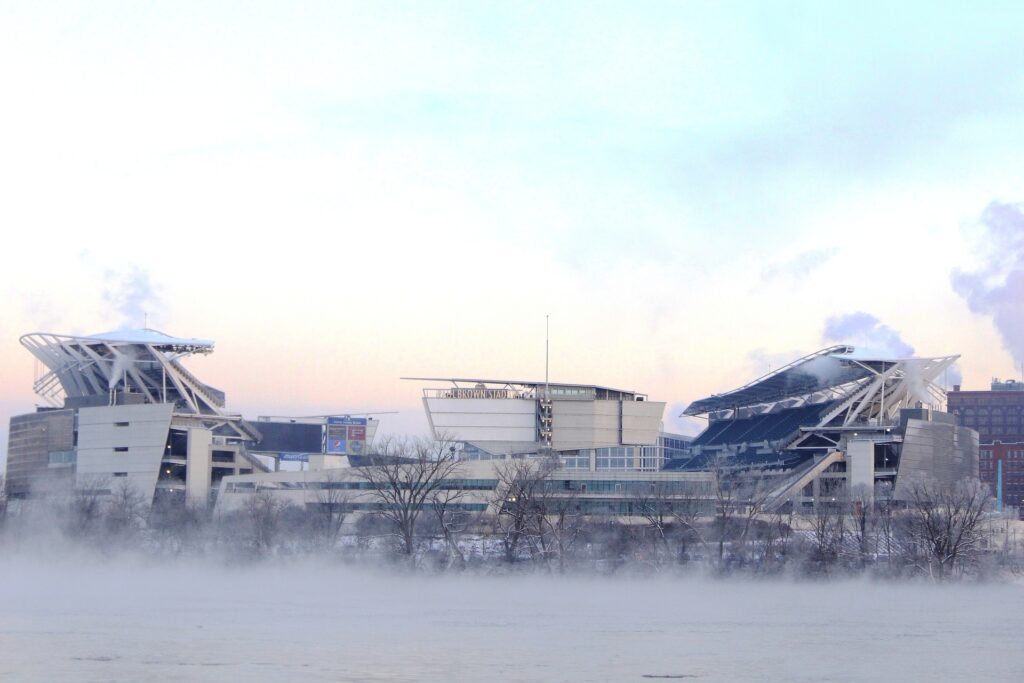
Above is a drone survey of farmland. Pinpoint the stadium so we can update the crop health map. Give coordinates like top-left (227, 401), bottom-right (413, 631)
top-left (669, 345), bottom-right (977, 509)
top-left (4, 328), bottom-right (979, 519)
top-left (5, 329), bottom-right (377, 508)
top-left (216, 346), bottom-right (978, 516)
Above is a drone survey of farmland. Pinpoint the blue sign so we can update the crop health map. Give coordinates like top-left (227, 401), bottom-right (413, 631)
top-left (278, 452), bottom-right (310, 462)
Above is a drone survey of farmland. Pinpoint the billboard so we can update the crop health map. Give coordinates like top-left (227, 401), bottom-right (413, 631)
top-left (278, 452), bottom-right (309, 462)
top-left (325, 416), bottom-right (368, 455)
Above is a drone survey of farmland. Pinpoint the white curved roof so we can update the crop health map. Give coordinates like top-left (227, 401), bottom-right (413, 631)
top-left (82, 328), bottom-right (214, 347)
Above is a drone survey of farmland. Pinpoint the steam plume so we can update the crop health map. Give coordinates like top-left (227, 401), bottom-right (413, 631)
top-left (107, 346), bottom-right (137, 391)
top-left (822, 312), bottom-right (914, 357)
top-left (103, 267), bottom-right (161, 329)
top-left (951, 201), bottom-right (1024, 366)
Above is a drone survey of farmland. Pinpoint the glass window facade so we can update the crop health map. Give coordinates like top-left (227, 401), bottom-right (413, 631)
top-left (595, 446), bottom-right (634, 469)
top-left (561, 450), bottom-right (591, 469)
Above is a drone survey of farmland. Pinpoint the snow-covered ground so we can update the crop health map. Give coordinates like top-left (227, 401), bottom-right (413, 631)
top-left (1, 554), bottom-right (1021, 682)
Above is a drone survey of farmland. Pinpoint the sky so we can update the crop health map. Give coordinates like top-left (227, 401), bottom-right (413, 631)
top-left (2, 1), bottom-right (1023, 459)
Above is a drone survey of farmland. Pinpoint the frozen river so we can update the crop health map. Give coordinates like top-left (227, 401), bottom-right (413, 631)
top-left (1, 555), bottom-right (1022, 682)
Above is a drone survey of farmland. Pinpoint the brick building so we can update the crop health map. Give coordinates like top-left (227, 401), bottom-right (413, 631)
top-left (949, 380), bottom-right (1024, 516)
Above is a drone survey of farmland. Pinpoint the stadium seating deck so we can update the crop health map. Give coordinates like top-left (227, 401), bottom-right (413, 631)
top-left (690, 400), bottom-right (839, 448)
top-left (663, 449), bottom-right (810, 472)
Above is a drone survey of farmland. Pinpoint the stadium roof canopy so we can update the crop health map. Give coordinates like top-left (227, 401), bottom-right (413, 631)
top-left (683, 345), bottom-right (876, 416)
top-left (78, 328), bottom-right (214, 349)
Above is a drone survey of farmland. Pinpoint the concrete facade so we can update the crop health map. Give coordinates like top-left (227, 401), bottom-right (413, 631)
top-left (76, 403), bottom-right (174, 497)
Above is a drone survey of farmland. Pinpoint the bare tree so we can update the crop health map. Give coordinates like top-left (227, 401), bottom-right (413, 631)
top-left (354, 435), bottom-right (464, 561)
top-left (427, 482), bottom-right (477, 568)
top-left (874, 481), bottom-right (897, 570)
top-left (536, 487), bottom-right (584, 572)
top-left (632, 482), bottom-right (678, 566)
top-left (801, 499), bottom-right (848, 575)
top-left (847, 484), bottom-right (876, 569)
top-left (758, 506), bottom-right (794, 572)
top-left (631, 481), bottom-right (707, 568)
top-left (0, 474), bottom-right (7, 529)
top-left (310, 469), bottom-right (351, 551)
top-left (734, 470), bottom-right (776, 567)
top-left (149, 500), bottom-right (208, 556)
top-left (244, 488), bottom-right (285, 555)
top-left (490, 456), bottom-right (557, 564)
top-left (67, 475), bottom-right (111, 535)
top-left (708, 454), bottom-right (773, 569)
top-left (899, 476), bottom-right (993, 580)
top-left (105, 478), bottom-right (147, 537)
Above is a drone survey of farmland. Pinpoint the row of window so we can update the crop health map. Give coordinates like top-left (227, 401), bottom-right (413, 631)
top-left (225, 477), bottom-right (716, 497)
top-left (228, 479), bottom-right (500, 492)
top-left (980, 450), bottom-right (1024, 459)
top-left (545, 479), bottom-right (713, 495)
top-left (312, 502), bottom-right (490, 512)
top-left (252, 496), bottom-right (712, 518)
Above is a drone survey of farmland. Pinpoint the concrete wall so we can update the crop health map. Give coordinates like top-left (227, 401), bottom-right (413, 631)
top-left (424, 397), bottom-right (536, 445)
top-left (185, 427), bottom-right (213, 508)
top-left (621, 401), bottom-right (665, 445)
top-left (895, 419), bottom-right (979, 497)
top-left (76, 403), bottom-right (173, 503)
top-left (552, 400), bottom-right (620, 450)
top-left (847, 438), bottom-right (875, 501)
top-left (5, 409), bottom-right (75, 497)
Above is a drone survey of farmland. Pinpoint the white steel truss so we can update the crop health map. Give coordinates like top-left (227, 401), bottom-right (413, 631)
top-left (20, 330), bottom-right (259, 441)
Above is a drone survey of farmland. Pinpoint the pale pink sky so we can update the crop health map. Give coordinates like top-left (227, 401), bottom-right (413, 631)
top-left (2, 2), bottom-right (1023, 460)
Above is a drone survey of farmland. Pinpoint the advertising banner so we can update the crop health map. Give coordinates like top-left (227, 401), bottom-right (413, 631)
top-left (278, 452), bottom-right (309, 462)
top-left (325, 416), bottom-right (368, 454)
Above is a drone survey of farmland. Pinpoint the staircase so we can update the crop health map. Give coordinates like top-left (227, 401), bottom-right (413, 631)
top-left (763, 450), bottom-right (845, 512)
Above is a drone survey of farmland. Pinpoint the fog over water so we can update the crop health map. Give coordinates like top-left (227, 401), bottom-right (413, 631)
top-left (1, 554), bottom-right (1022, 682)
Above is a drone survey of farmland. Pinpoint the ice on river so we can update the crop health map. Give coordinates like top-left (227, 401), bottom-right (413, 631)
top-left (1, 555), bottom-right (1022, 682)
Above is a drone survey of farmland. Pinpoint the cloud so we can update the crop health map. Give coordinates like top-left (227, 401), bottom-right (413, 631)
top-left (760, 248), bottom-right (837, 283)
top-left (102, 267), bottom-right (162, 330)
top-left (822, 312), bottom-right (914, 357)
top-left (664, 401), bottom-right (706, 437)
top-left (746, 347), bottom-right (806, 375)
top-left (951, 201), bottom-right (1024, 366)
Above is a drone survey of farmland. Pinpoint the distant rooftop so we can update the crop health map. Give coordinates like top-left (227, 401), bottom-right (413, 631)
top-left (403, 377), bottom-right (646, 399)
top-left (991, 378), bottom-right (1024, 392)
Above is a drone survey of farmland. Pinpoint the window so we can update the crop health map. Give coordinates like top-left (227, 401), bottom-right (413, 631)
top-left (561, 449), bottom-right (591, 469)
top-left (47, 450), bottom-right (76, 466)
top-left (595, 446), bottom-right (634, 469)
top-left (114, 446), bottom-right (128, 452)
top-left (114, 422), bottom-right (130, 427)
top-left (113, 472), bottom-right (127, 477)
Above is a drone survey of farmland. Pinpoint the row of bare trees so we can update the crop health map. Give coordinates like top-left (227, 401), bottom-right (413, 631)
top-left (0, 441), bottom-right (1016, 579)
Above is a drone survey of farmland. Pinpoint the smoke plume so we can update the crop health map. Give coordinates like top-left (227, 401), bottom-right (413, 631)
top-left (822, 312), bottom-right (914, 358)
top-left (951, 201), bottom-right (1024, 366)
top-left (103, 267), bottom-right (161, 330)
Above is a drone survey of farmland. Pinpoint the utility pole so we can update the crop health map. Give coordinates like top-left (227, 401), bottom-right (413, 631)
top-left (545, 314), bottom-right (550, 401)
